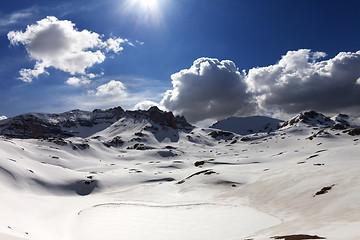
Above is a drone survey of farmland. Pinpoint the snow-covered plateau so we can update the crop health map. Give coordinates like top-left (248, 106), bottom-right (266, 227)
top-left (0, 107), bottom-right (359, 240)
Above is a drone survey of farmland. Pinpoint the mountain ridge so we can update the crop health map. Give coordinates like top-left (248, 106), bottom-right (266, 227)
top-left (1, 108), bottom-right (360, 140)
top-left (1, 108), bottom-right (360, 239)
top-left (0, 106), bottom-right (193, 139)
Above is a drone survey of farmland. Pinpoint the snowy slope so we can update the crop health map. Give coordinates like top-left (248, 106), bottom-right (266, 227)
top-left (210, 116), bottom-right (284, 135)
top-left (0, 108), bottom-right (360, 240)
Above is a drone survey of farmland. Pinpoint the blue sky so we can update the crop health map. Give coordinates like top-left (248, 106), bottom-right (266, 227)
top-left (1, 0), bottom-right (360, 123)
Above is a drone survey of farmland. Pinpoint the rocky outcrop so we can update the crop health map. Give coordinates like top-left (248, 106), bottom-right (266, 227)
top-left (281, 111), bottom-right (334, 128)
top-left (208, 130), bottom-right (234, 140)
top-left (0, 107), bottom-right (125, 139)
top-left (0, 114), bottom-right (68, 139)
top-left (348, 128), bottom-right (360, 136)
top-left (148, 106), bottom-right (178, 129)
top-left (0, 106), bottom-right (193, 139)
top-left (103, 136), bottom-right (124, 148)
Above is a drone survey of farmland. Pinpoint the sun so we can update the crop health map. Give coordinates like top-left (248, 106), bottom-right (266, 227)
top-left (130, 0), bottom-right (160, 12)
top-left (121, 0), bottom-right (165, 26)
top-left (139, 0), bottom-right (159, 10)
top-left (122, 0), bottom-right (164, 25)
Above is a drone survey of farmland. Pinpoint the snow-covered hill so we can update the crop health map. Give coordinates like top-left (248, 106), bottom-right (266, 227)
top-left (0, 108), bottom-right (360, 240)
top-left (210, 115), bottom-right (284, 135)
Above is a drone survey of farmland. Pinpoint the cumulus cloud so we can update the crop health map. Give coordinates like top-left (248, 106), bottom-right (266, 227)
top-left (134, 100), bottom-right (162, 111)
top-left (161, 57), bottom-right (255, 123)
top-left (247, 49), bottom-right (360, 114)
top-left (66, 76), bottom-right (90, 86)
top-left (91, 80), bottom-right (128, 97)
top-left (8, 16), bottom-right (126, 82)
top-left (65, 73), bottom-right (100, 86)
top-left (161, 50), bottom-right (360, 123)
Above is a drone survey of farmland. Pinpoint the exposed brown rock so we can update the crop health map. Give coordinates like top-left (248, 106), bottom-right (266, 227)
top-left (272, 234), bottom-right (326, 240)
top-left (348, 128), bottom-right (360, 136)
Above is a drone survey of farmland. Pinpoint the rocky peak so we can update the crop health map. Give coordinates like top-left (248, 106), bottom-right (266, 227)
top-left (281, 111), bottom-right (334, 128)
top-left (331, 113), bottom-right (360, 130)
top-left (147, 106), bottom-right (178, 129)
top-left (174, 115), bottom-right (193, 131)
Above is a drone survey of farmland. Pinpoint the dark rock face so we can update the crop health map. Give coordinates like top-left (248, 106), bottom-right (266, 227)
top-left (208, 130), bottom-right (234, 140)
top-left (281, 111), bottom-right (334, 128)
top-left (0, 106), bottom-right (193, 139)
top-left (0, 114), bottom-right (69, 139)
top-left (127, 106), bottom-right (193, 132)
top-left (72, 143), bottom-right (90, 150)
top-left (126, 143), bottom-right (154, 150)
top-left (348, 128), bottom-right (360, 136)
top-left (174, 115), bottom-right (194, 132)
top-left (194, 161), bottom-right (205, 167)
top-left (331, 123), bottom-right (349, 130)
top-left (148, 106), bottom-right (177, 129)
top-left (0, 107), bottom-right (125, 139)
top-left (103, 136), bottom-right (124, 148)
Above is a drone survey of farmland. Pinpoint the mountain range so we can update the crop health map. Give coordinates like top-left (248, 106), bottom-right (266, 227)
top-left (0, 106), bottom-right (359, 240)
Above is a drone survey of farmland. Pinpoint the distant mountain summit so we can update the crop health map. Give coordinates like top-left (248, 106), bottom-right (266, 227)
top-left (280, 111), bottom-right (334, 128)
top-left (0, 106), bottom-right (193, 139)
top-left (210, 116), bottom-right (284, 135)
top-left (210, 111), bottom-right (360, 137)
top-left (280, 110), bottom-right (360, 129)
top-left (279, 110), bottom-right (360, 137)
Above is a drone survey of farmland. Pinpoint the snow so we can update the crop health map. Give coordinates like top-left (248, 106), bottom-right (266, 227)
top-left (332, 113), bottom-right (360, 127)
top-left (74, 202), bottom-right (279, 240)
top-left (0, 110), bottom-right (360, 239)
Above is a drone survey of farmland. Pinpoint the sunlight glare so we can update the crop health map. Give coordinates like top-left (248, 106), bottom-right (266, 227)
top-left (132, 0), bottom-right (159, 12)
top-left (121, 0), bottom-right (166, 26)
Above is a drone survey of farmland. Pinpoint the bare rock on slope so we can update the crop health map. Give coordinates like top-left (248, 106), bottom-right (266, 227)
top-left (0, 106), bottom-right (193, 139)
top-left (281, 111), bottom-right (334, 128)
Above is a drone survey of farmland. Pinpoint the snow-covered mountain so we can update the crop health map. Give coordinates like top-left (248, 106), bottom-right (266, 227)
top-left (210, 115), bottom-right (284, 135)
top-left (280, 110), bottom-right (334, 128)
top-left (0, 108), bottom-right (360, 240)
top-left (0, 106), bottom-right (193, 139)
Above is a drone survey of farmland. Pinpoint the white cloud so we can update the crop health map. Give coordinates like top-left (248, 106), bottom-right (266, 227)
top-left (247, 49), bottom-right (360, 114)
top-left (103, 38), bottom-right (125, 53)
top-left (8, 16), bottom-right (126, 82)
top-left (356, 77), bottom-right (360, 85)
top-left (93, 80), bottom-right (128, 97)
top-left (133, 100), bottom-right (163, 111)
top-left (0, 116), bottom-right (7, 121)
top-left (65, 73), bottom-right (101, 86)
top-left (66, 76), bottom-right (90, 86)
top-left (161, 57), bottom-right (255, 123)
top-left (18, 62), bottom-right (47, 83)
top-left (87, 73), bottom-right (97, 79)
top-left (161, 50), bottom-right (360, 123)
